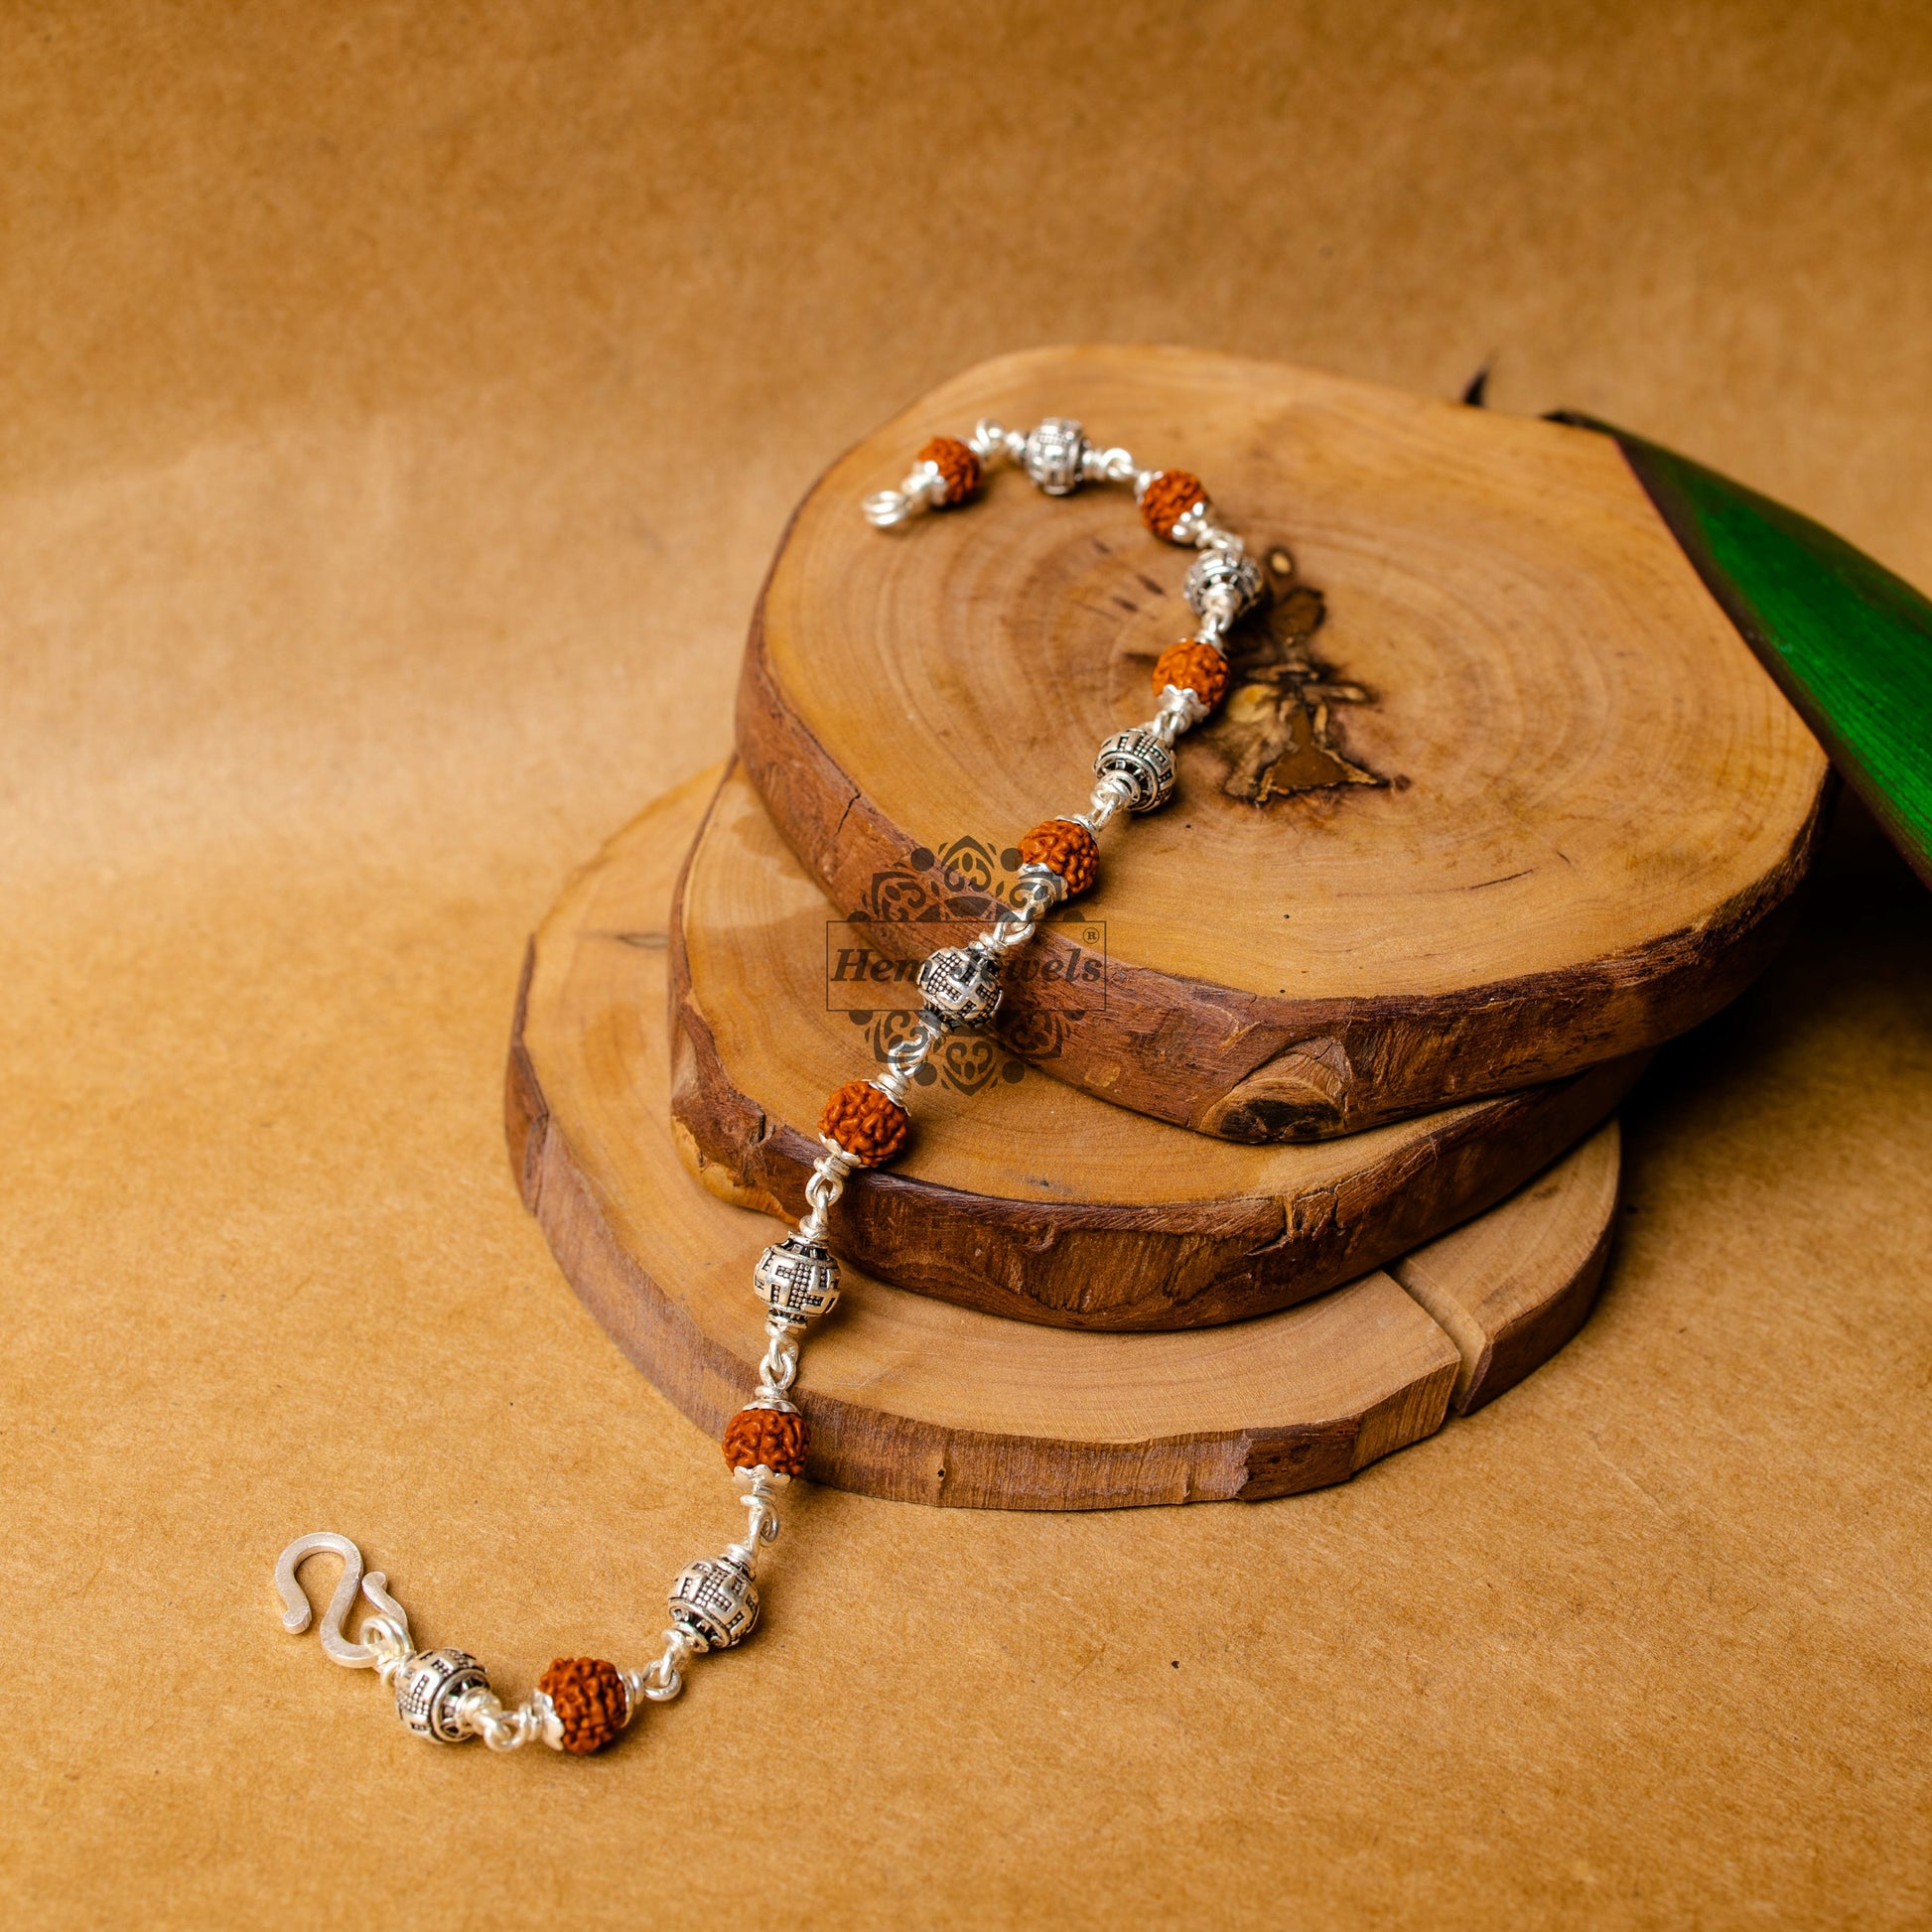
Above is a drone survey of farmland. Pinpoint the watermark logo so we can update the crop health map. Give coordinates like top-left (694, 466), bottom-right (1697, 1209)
top-left (825, 920), bottom-right (1105, 1012)
top-left (829, 834), bottom-right (1105, 1094)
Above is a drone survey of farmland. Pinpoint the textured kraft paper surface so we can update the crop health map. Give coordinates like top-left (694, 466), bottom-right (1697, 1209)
top-left (3, 5), bottom-right (1930, 1927)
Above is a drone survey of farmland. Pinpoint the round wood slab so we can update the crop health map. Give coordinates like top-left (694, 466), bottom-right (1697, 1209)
top-left (508, 768), bottom-right (1623, 1509)
top-left (669, 760), bottom-right (1643, 1330)
top-left (737, 345), bottom-right (1830, 1140)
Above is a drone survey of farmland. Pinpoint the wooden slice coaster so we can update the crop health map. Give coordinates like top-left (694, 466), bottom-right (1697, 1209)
top-left (738, 345), bottom-right (1830, 1141)
top-left (669, 760), bottom-right (1642, 1331)
top-left (509, 768), bottom-right (1623, 1510)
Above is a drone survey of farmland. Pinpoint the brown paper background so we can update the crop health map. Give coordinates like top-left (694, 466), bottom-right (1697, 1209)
top-left (3, 4), bottom-right (1929, 1925)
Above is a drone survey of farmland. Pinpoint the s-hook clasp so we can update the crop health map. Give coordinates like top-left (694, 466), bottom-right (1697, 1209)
top-left (275, 1531), bottom-right (413, 1668)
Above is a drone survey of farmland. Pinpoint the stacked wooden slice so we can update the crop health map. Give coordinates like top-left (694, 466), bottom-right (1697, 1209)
top-left (511, 347), bottom-right (1831, 1509)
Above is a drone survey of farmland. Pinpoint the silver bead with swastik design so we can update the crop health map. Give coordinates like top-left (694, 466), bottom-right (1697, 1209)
top-left (669, 1553), bottom-right (760, 1651)
top-left (753, 1233), bottom-right (841, 1321)
top-left (1093, 727), bottom-right (1176, 813)
top-left (916, 943), bottom-right (1004, 1029)
top-left (394, 1648), bottom-right (490, 1742)
top-left (1182, 549), bottom-right (1265, 624)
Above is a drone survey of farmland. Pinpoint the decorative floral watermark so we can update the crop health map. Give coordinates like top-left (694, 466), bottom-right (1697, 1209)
top-left (830, 837), bottom-right (1104, 1094)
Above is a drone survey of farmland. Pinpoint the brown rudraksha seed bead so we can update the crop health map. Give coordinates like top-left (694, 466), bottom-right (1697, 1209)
top-left (918, 436), bottom-right (983, 507)
top-left (819, 1079), bottom-right (910, 1166)
top-left (1019, 818), bottom-right (1100, 897)
top-left (1152, 639), bottom-right (1231, 711)
top-left (1139, 469), bottom-right (1208, 541)
top-left (538, 1657), bottom-right (628, 1755)
top-left (723, 1405), bottom-right (809, 1478)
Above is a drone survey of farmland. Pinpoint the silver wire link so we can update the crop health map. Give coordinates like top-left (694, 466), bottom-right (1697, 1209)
top-left (864, 461), bottom-right (949, 529)
top-left (1082, 443), bottom-right (1138, 484)
top-left (627, 1626), bottom-right (699, 1706)
top-left (756, 1314), bottom-right (802, 1404)
top-left (452, 1684), bottom-right (556, 1752)
top-left (969, 418), bottom-right (1016, 467)
top-left (1152, 686), bottom-right (1208, 744)
top-left (797, 1139), bottom-right (859, 1240)
top-left (738, 1468), bottom-right (785, 1556)
top-left (872, 1013), bottom-right (942, 1103)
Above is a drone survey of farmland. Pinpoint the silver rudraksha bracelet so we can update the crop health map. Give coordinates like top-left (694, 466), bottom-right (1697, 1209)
top-left (277, 415), bottom-right (1270, 1755)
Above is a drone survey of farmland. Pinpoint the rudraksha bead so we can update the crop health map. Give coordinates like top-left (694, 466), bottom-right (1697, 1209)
top-left (1152, 639), bottom-right (1231, 711)
top-left (819, 1079), bottom-right (910, 1166)
top-left (723, 1406), bottom-right (808, 1478)
top-left (918, 436), bottom-right (983, 506)
top-left (538, 1657), bottom-right (628, 1755)
top-left (1019, 818), bottom-right (1100, 896)
top-left (1139, 470), bottom-right (1208, 541)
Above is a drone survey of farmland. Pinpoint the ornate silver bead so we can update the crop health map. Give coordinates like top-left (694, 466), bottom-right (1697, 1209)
top-left (916, 944), bottom-right (1004, 1029)
top-left (754, 1233), bottom-right (841, 1322)
top-left (1094, 728), bottom-right (1177, 813)
top-left (394, 1647), bottom-right (489, 1742)
top-left (1022, 418), bottom-right (1089, 495)
top-left (1183, 549), bottom-right (1265, 623)
top-left (669, 1553), bottom-right (760, 1652)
